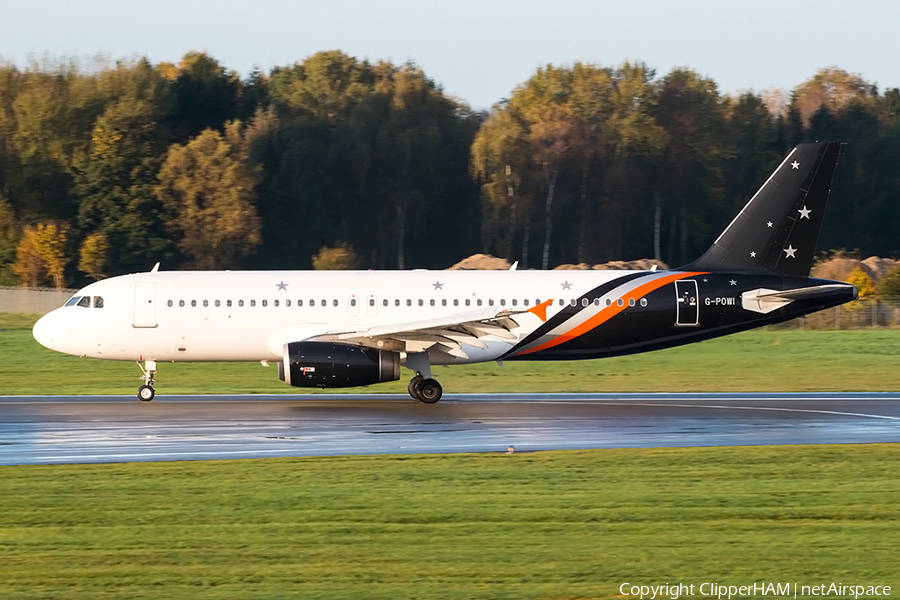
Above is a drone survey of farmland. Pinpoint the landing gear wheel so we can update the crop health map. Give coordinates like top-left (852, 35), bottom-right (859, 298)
top-left (417, 378), bottom-right (443, 404)
top-left (137, 385), bottom-right (155, 402)
top-left (408, 375), bottom-right (425, 401)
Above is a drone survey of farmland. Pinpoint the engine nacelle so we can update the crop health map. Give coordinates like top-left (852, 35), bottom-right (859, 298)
top-left (278, 341), bottom-right (400, 388)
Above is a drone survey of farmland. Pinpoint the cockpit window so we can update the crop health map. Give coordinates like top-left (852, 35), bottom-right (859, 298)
top-left (93, 296), bottom-right (104, 308)
top-left (65, 296), bottom-right (80, 307)
top-left (76, 296), bottom-right (91, 308)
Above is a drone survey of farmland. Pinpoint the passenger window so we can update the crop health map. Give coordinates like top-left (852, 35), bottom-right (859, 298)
top-left (350, 299), bottom-right (357, 307)
top-left (297, 300), bottom-right (303, 307)
top-left (606, 299), bottom-right (612, 307)
top-left (262, 300), bottom-right (268, 307)
top-left (285, 300), bottom-right (291, 307)
top-left (418, 299), bottom-right (424, 307)
top-left (430, 299), bottom-right (435, 306)
top-left (191, 300), bottom-right (197, 307)
top-left (500, 299), bottom-right (506, 306)
top-left (215, 300), bottom-right (221, 307)
top-left (558, 299), bottom-right (565, 306)
top-left (167, 300), bottom-right (173, 308)
top-left (582, 298), bottom-right (588, 307)
top-left (309, 300), bottom-right (315, 307)
top-left (488, 299), bottom-right (494, 306)
top-left (406, 299), bottom-right (412, 306)
top-left (640, 298), bottom-right (648, 307)
top-left (383, 299), bottom-right (388, 307)
top-left (227, 300), bottom-right (232, 307)
top-left (65, 296), bottom-right (80, 307)
top-left (238, 300), bottom-right (244, 307)
top-left (594, 298), bottom-right (601, 306)
top-left (465, 299), bottom-right (471, 306)
top-left (203, 300), bottom-right (208, 307)
top-left (442, 299), bottom-right (447, 307)
top-left (570, 299), bottom-right (577, 307)
top-left (617, 298), bottom-right (624, 307)
top-left (77, 296), bottom-right (91, 308)
top-left (250, 300), bottom-right (256, 307)
top-left (476, 299), bottom-right (482, 306)
top-left (274, 300), bottom-right (279, 307)
top-left (395, 299), bottom-right (400, 306)
top-left (321, 299), bottom-right (326, 306)
top-left (629, 299), bottom-right (636, 307)
top-left (453, 299), bottom-right (459, 306)
top-left (93, 296), bottom-right (104, 308)
top-left (369, 298), bottom-right (375, 307)
top-left (179, 300), bottom-right (185, 307)
top-left (523, 299), bottom-right (529, 307)
top-left (333, 299), bottom-right (339, 307)
top-left (511, 299), bottom-right (517, 306)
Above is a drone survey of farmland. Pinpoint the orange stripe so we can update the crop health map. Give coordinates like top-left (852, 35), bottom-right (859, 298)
top-left (516, 272), bottom-right (706, 356)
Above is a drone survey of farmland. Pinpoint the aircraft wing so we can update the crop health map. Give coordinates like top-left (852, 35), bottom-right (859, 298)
top-left (310, 306), bottom-right (535, 359)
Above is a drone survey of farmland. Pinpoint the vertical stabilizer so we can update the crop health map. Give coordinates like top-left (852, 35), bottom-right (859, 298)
top-left (682, 141), bottom-right (841, 276)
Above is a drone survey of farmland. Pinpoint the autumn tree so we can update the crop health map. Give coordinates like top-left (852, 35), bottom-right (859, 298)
top-left (312, 243), bottom-right (360, 270)
top-left (78, 232), bottom-right (109, 280)
top-left (155, 122), bottom-right (262, 269)
top-left (11, 222), bottom-right (69, 289)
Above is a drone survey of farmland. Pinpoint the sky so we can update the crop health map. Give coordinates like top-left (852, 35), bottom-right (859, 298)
top-left (2, 0), bottom-right (898, 110)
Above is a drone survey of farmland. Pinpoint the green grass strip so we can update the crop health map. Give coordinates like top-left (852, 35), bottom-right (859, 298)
top-left (1, 445), bottom-right (898, 599)
top-left (3, 313), bottom-right (900, 394)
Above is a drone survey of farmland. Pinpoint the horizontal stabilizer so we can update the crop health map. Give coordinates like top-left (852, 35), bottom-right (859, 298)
top-left (742, 283), bottom-right (857, 314)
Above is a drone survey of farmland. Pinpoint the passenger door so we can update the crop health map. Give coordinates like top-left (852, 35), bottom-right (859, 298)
top-left (675, 280), bottom-right (699, 327)
top-left (133, 282), bottom-right (157, 328)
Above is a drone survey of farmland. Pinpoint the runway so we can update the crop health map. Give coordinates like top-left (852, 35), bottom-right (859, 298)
top-left (1, 393), bottom-right (899, 465)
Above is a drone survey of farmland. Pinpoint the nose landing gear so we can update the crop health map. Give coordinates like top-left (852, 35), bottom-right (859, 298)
top-left (137, 360), bottom-right (157, 402)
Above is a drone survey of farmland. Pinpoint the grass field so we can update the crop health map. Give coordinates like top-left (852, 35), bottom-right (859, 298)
top-left (1, 445), bottom-right (898, 599)
top-left (2, 313), bottom-right (899, 395)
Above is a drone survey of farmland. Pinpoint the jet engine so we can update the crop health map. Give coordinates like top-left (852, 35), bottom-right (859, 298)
top-left (278, 341), bottom-right (400, 388)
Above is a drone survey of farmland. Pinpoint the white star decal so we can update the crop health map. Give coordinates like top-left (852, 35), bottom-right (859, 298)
top-left (750, 251), bottom-right (756, 258)
top-left (702, 278), bottom-right (708, 283)
top-left (729, 279), bottom-right (737, 286)
top-left (767, 221), bottom-right (773, 228)
top-left (276, 281), bottom-right (288, 291)
top-left (798, 206), bottom-right (812, 219)
top-left (783, 245), bottom-right (797, 259)
top-left (561, 281), bottom-right (572, 290)
top-left (432, 281), bottom-right (444, 290)
top-left (791, 160), bottom-right (800, 169)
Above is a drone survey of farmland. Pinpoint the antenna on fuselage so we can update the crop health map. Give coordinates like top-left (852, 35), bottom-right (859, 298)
top-left (150, 262), bottom-right (160, 273)
top-left (509, 261), bottom-right (518, 271)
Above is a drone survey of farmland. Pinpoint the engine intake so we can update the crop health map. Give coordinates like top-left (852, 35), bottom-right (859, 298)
top-left (278, 341), bottom-right (400, 388)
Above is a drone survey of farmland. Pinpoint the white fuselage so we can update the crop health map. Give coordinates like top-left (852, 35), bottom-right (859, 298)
top-left (33, 269), bottom-right (638, 365)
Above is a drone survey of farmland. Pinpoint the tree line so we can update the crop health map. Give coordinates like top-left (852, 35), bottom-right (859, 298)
top-left (1, 51), bottom-right (898, 288)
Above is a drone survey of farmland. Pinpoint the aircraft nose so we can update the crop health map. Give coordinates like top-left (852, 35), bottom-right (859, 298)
top-left (33, 310), bottom-right (65, 351)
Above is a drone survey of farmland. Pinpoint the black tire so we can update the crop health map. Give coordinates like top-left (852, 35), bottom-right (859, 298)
top-left (417, 379), bottom-right (442, 404)
top-left (137, 385), bottom-right (155, 402)
top-left (408, 375), bottom-right (424, 400)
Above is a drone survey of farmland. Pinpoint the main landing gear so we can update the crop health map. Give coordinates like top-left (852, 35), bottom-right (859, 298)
top-left (408, 373), bottom-right (443, 404)
top-left (137, 360), bottom-right (157, 402)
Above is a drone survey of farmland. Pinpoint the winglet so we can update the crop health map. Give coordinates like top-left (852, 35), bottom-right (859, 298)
top-left (527, 298), bottom-right (554, 322)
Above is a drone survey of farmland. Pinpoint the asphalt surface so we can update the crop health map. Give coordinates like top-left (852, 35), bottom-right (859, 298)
top-left (1, 393), bottom-right (899, 465)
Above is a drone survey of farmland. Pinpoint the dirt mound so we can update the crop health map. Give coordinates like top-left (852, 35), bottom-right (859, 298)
top-left (861, 256), bottom-right (900, 280)
top-left (447, 254), bottom-right (512, 270)
top-left (812, 257), bottom-right (876, 282)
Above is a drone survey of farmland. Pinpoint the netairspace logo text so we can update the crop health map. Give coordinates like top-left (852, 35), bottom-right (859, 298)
top-left (619, 582), bottom-right (892, 600)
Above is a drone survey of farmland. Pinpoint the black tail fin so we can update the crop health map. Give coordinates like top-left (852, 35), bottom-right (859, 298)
top-left (682, 141), bottom-right (842, 276)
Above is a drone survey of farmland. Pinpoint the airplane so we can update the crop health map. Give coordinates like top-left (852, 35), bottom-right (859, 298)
top-left (33, 141), bottom-right (857, 403)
